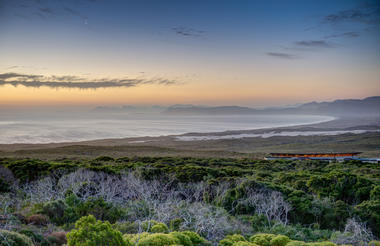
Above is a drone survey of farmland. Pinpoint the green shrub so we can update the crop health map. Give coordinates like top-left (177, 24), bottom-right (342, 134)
top-left (44, 194), bottom-right (125, 226)
top-left (123, 232), bottom-right (150, 245)
top-left (307, 242), bottom-right (336, 246)
top-left (355, 200), bottom-right (380, 236)
top-left (94, 156), bottom-right (115, 162)
top-left (47, 231), bottom-right (67, 246)
top-left (0, 230), bottom-right (34, 246)
top-left (220, 234), bottom-right (246, 246)
top-left (267, 223), bottom-right (332, 242)
top-left (250, 234), bottom-right (276, 246)
top-left (136, 233), bottom-right (180, 246)
top-left (19, 229), bottom-right (50, 246)
top-left (74, 197), bottom-right (125, 223)
top-left (141, 220), bottom-right (159, 231)
top-left (0, 177), bottom-right (10, 192)
top-left (151, 223), bottom-right (169, 233)
top-left (369, 241), bottom-right (380, 246)
top-left (233, 242), bottom-right (259, 246)
top-left (181, 231), bottom-right (211, 246)
top-left (41, 199), bottom-right (67, 225)
top-left (67, 215), bottom-right (126, 246)
top-left (113, 221), bottom-right (139, 234)
top-left (284, 241), bottom-right (307, 246)
top-left (270, 235), bottom-right (290, 246)
top-left (170, 232), bottom-right (193, 246)
top-left (170, 218), bottom-right (183, 231)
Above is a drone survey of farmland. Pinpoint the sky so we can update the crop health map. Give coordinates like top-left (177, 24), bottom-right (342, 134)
top-left (0, 0), bottom-right (379, 108)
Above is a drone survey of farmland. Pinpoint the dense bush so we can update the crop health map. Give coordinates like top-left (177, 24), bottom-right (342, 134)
top-left (47, 231), bottom-right (67, 246)
top-left (249, 233), bottom-right (276, 246)
top-left (0, 230), bottom-right (34, 246)
top-left (181, 231), bottom-right (211, 246)
top-left (41, 199), bottom-right (67, 225)
top-left (135, 233), bottom-right (180, 246)
top-left (219, 234), bottom-right (247, 246)
top-left (1, 157), bottom-right (379, 244)
top-left (170, 231), bottom-right (194, 246)
top-left (123, 230), bottom-right (210, 246)
top-left (19, 229), bottom-right (50, 246)
top-left (270, 235), bottom-right (291, 246)
top-left (40, 194), bottom-right (125, 226)
top-left (67, 215), bottom-right (126, 246)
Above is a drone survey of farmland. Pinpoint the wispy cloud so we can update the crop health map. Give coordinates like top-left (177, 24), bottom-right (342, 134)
top-left (39, 7), bottom-right (53, 15)
top-left (172, 26), bottom-right (204, 37)
top-left (294, 40), bottom-right (333, 48)
top-left (324, 31), bottom-right (360, 39)
top-left (266, 52), bottom-right (298, 60)
top-left (324, 6), bottom-right (380, 25)
top-left (0, 73), bottom-right (179, 89)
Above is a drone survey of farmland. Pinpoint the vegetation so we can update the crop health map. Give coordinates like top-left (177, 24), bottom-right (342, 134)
top-left (0, 156), bottom-right (379, 245)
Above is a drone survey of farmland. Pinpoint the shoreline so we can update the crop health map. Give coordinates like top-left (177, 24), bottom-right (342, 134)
top-left (0, 116), bottom-right (380, 151)
top-left (0, 114), bottom-right (336, 146)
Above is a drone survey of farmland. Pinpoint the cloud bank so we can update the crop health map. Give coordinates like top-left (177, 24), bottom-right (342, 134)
top-left (0, 73), bottom-right (178, 89)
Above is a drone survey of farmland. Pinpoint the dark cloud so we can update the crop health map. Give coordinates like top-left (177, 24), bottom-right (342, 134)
top-left (0, 73), bottom-right (178, 89)
top-left (324, 32), bottom-right (360, 39)
top-left (294, 40), bottom-right (333, 48)
top-left (266, 52), bottom-right (298, 60)
top-left (172, 26), bottom-right (204, 37)
top-left (324, 3), bottom-right (380, 25)
top-left (0, 73), bottom-right (43, 80)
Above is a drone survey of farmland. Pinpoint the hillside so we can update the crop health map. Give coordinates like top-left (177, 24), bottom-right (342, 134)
top-left (0, 157), bottom-right (379, 245)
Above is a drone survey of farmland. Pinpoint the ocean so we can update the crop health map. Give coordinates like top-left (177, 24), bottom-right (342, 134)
top-left (0, 114), bottom-right (333, 144)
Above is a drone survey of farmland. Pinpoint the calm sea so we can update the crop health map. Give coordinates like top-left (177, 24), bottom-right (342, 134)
top-left (0, 114), bottom-right (333, 144)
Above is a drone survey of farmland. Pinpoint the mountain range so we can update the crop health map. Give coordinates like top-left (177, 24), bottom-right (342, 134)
top-left (163, 96), bottom-right (380, 116)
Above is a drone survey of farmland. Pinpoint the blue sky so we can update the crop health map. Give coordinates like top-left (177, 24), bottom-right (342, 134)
top-left (0, 0), bottom-right (379, 107)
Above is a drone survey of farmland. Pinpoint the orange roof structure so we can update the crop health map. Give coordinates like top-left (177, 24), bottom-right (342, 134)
top-left (269, 152), bottom-right (361, 158)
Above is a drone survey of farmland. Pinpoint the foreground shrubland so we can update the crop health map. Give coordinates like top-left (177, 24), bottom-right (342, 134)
top-left (0, 157), bottom-right (379, 245)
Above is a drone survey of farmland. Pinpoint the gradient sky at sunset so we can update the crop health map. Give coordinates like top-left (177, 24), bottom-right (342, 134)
top-left (0, 0), bottom-right (379, 107)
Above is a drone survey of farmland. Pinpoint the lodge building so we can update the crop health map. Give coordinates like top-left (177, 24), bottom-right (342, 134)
top-left (265, 152), bottom-right (379, 163)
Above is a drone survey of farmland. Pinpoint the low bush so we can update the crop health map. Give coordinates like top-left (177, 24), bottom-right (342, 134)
top-left (249, 234), bottom-right (276, 246)
top-left (141, 220), bottom-right (160, 231)
top-left (270, 235), bottom-right (291, 246)
top-left (233, 242), bottom-right (259, 246)
top-left (170, 231), bottom-right (194, 246)
top-left (113, 221), bottom-right (139, 234)
top-left (19, 229), bottom-right (50, 246)
top-left (0, 230), bottom-right (34, 246)
top-left (47, 231), bottom-right (67, 246)
top-left (181, 231), bottom-right (211, 246)
top-left (136, 233), bottom-right (180, 246)
top-left (284, 241), bottom-right (307, 246)
top-left (66, 215), bottom-right (126, 246)
top-left (151, 223), bottom-right (169, 233)
top-left (41, 199), bottom-right (67, 225)
top-left (369, 241), bottom-right (380, 246)
top-left (170, 218), bottom-right (183, 231)
top-left (219, 234), bottom-right (247, 246)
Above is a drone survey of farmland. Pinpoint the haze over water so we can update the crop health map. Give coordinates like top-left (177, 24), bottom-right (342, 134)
top-left (0, 114), bottom-right (333, 144)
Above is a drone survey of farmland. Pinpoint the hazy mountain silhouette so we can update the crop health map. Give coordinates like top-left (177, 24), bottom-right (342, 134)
top-left (163, 96), bottom-right (380, 116)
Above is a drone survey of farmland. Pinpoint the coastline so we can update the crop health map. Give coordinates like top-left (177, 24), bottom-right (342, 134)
top-left (0, 115), bottom-right (379, 159)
